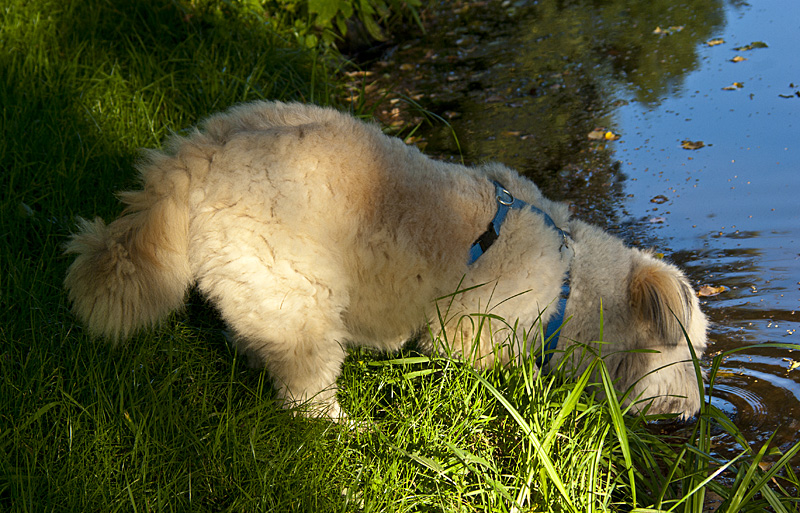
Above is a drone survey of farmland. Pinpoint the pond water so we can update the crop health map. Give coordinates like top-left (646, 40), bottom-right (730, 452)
top-left (357, 0), bottom-right (799, 463)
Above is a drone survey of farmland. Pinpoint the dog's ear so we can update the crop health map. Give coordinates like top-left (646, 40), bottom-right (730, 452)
top-left (629, 258), bottom-right (694, 345)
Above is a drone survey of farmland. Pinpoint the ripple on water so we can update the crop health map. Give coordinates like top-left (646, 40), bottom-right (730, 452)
top-left (708, 383), bottom-right (768, 432)
top-left (706, 355), bottom-right (800, 459)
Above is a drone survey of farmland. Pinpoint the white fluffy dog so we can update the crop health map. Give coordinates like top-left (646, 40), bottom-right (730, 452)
top-left (65, 101), bottom-right (707, 419)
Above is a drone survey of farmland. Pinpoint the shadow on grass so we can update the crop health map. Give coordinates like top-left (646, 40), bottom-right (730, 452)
top-left (0, 2), bottom-right (345, 509)
top-left (1, 0), bottom-right (326, 330)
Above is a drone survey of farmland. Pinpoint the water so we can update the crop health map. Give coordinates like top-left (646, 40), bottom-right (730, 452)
top-left (358, 0), bottom-right (800, 461)
top-left (615, 1), bottom-right (800, 457)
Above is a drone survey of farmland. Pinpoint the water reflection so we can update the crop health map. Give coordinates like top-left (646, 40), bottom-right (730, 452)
top-left (357, 0), bottom-right (799, 465)
top-left (520, 0), bottom-right (725, 105)
top-left (596, 0), bottom-right (800, 462)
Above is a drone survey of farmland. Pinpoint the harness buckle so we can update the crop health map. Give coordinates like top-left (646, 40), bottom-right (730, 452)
top-left (495, 187), bottom-right (514, 206)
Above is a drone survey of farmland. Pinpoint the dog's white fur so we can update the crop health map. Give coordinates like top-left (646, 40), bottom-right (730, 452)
top-left (65, 101), bottom-right (707, 419)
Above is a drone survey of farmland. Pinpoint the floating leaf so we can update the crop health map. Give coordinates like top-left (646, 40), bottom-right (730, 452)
top-left (731, 55), bottom-right (747, 63)
top-left (707, 38), bottom-right (725, 46)
top-left (722, 82), bottom-right (744, 90)
top-left (681, 140), bottom-right (705, 150)
top-left (734, 41), bottom-right (768, 51)
top-left (697, 285), bottom-right (728, 297)
top-left (650, 194), bottom-right (669, 204)
top-left (778, 85), bottom-right (800, 99)
top-left (653, 25), bottom-right (684, 36)
top-left (588, 128), bottom-right (620, 141)
top-left (790, 360), bottom-right (800, 371)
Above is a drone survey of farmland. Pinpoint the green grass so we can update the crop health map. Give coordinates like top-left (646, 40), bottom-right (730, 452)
top-left (2, 0), bottom-right (800, 511)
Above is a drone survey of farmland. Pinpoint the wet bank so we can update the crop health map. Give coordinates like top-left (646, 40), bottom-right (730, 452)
top-left (355, 0), bottom-right (800, 464)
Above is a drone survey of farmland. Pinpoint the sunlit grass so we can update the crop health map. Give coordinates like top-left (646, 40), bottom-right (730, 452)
top-left (4, 314), bottom-right (800, 510)
top-left (353, 334), bottom-right (800, 512)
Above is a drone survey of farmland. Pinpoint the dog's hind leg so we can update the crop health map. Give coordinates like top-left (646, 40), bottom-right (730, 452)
top-left (221, 325), bottom-right (349, 419)
top-left (223, 307), bottom-right (351, 418)
top-left (197, 260), bottom-right (352, 419)
top-left (217, 306), bottom-right (351, 419)
top-left (246, 330), bottom-right (349, 420)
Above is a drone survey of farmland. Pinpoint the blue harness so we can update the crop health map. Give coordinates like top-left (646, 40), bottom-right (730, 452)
top-left (467, 181), bottom-right (571, 367)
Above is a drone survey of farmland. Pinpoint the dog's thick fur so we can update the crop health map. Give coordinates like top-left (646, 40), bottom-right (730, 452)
top-left (65, 101), bottom-right (708, 419)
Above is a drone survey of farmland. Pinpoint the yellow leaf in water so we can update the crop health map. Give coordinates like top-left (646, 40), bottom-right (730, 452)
top-left (682, 140), bottom-right (705, 150)
top-left (734, 41), bottom-right (769, 51)
top-left (654, 25), bottom-right (683, 36)
top-left (722, 82), bottom-right (744, 90)
top-left (697, 285), bottom-right (728, 297)
top-left (790, 360), bottom-right (800, 371)
top-left (731, 55), bottom-right (747, 63)
top-left (588, 129), bottom-right (620, 140)
top-left (587, 129), bottom-right (606, 140)
top-left (707, 38), bottom-right (725, 46)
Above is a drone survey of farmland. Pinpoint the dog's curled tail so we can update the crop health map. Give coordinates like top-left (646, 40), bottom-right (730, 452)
top-left (65, 154), bottom-right (193, 341)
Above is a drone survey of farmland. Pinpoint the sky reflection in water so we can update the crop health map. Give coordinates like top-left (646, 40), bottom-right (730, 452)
top-left (613, 1), bottom-right (799, 455)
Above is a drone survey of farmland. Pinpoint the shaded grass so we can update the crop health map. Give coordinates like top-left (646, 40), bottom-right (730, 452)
top-left (0, 1), bottom-right (338, 509)
top-left (3, 0), bottom-right (800, 511)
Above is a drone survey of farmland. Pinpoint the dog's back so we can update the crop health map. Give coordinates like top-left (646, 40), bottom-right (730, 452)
top-left (64, 101), bottom-right (493, 417)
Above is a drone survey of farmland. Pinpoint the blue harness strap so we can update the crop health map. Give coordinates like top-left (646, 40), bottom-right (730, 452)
top-left (467, 183), bottom-right (527, 265)
top-left (538, 284), bottom-right (569, 367)
top-left (468, 181), bottom-right (571, 368)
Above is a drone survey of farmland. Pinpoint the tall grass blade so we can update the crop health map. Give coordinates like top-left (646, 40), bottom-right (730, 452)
top-left (727, 431), bottom-right (776, 511)
top-left (598, 359), bottom-right (637, 506)
top-left (0, 402), bottom-right (59, 450)
top-left (469, 368), bottom-right (579, 513)
top-left (663, 451), bottom-right (744, 512)
top-left (734, 432), bottom-right (800, 511)
top-left (674, 312), bottom-right (710, 513)
top-left (445, 442), bottom-right (517, 505)
top-left (541, 358), bottom-right (597, 452)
